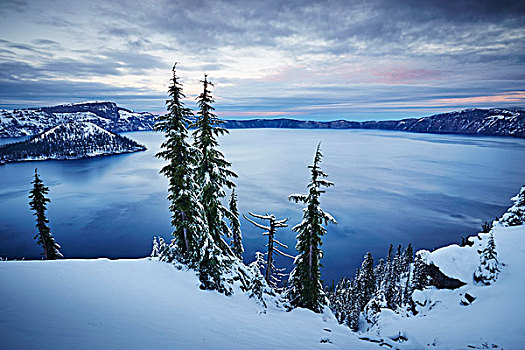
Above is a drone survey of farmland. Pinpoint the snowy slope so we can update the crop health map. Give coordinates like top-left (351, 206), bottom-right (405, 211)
top-left (366, 199), bottom-right (525, 349)
top-left (2, 227), bottom-right (523, 349)
top-left (0, 258), bottom-right (377, 350)
top-left (1, 191), bottom-right (524, 349)
top-left (0, 101), bottom-right (156, 138)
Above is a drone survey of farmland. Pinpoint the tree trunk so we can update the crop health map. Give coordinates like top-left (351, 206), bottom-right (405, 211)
top-left (181, 211), bottom-right (189, 254)
top-left (308, 243), bottom-right (313, 280)
top-left (266, 221), bottom-right (275, 284)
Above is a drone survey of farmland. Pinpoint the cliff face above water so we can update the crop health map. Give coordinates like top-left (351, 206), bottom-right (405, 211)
top-left (223, 107), bottom-right (525, 138)
top-left (0, 101), bottom-right (156, 138)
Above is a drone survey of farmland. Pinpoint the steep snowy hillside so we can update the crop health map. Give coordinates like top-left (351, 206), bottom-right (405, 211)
top-left (0, 258), bottom-right (379, 350)
top-left (0, 121), bottom-right (146, 163)
top-left (0, 101), bottom-right (156, 138)
top-left (363, 189), bottom-right (525, 349)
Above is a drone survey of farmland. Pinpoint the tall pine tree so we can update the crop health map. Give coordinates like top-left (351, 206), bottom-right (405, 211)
top-left (229, 189), bottom-right (243, 259)
top-left (29, 169), bottom-right (62, 260)
top-left (155, 63), bottom-right (208, 265)
top-left (287, 143), bottom-right (337, 312)
top-left (193, 74), bottom-right (238, 254)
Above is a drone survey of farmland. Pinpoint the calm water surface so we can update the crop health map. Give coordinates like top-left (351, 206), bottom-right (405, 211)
top-left (1, 129), bottom-right (524, 282)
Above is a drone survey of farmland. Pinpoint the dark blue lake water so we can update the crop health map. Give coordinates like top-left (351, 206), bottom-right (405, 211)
top-left (1, 129), bottom-right (524, 283)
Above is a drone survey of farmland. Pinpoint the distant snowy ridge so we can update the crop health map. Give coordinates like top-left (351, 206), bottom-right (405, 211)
top-left (0, 121), bottom-right (146, 164)
top-left (223, 107), bottom-right (525, 138)
top-left (0, 101), bottom-right (156, 138)
top-left (3, 102), bottom-right (524, 138)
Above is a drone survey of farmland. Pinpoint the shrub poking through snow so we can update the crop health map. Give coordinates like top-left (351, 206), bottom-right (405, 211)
top-left (474, 233), bottom-right (500, 285)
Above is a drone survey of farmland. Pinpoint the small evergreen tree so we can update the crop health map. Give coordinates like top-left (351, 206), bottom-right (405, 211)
top-left (474, 233), bottom-right (500, 285)
top-left (193, 74), bottom-right (238, 254)
top-left (154, 63), bottom-right (208, 265)
top-left (374, 258), bottom-right (385, 289)
top-left (229, 189), bottom-right (244, 259)
top-left (412, 252), bottom-right (428, 290)
top-left (287, 143), bottom-right (337, 312)
top-left (347, 301), bottom-right (361, 331)
top-left (404, 243), bottom-right (414, 272)
top-left (29, 169), bottom-right (62, 260)
top-left (403, 268), bottom-right (413, 306)
top-left (250, 251), bottom-right (267, 274)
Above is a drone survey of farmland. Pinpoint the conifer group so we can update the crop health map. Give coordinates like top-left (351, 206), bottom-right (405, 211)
top-left (154, 63), bottom-right (207, 265)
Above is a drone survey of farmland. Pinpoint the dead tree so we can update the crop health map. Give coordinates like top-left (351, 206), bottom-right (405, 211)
top-left (243, 212), bottom-right (293, 287)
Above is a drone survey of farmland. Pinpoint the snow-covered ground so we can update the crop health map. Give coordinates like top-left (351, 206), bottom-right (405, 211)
top-left (368, 223), bottom-right (525, 349)
top-left (1, 192), bottom-right (524, 349)
top-left (0, 258), bottom-right (377, 350)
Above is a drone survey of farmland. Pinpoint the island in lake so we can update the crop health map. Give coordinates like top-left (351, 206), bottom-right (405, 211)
top-left (0, 121), bottom-right (146, 164)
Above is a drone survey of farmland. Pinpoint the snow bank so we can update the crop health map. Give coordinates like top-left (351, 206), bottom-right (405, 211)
top-left (369, 191), bottom-right (525, 349)
top-left (0, 258), bottom-right (374, 350)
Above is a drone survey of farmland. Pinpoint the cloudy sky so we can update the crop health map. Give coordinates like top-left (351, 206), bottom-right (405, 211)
top-left (0, 0), bottom-right (524, 120)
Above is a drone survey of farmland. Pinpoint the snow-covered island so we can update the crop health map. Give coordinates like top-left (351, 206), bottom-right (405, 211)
top-left (0, 121), bottom-right (146, 164)
top-left (1, 187), bottom-right (524, 349)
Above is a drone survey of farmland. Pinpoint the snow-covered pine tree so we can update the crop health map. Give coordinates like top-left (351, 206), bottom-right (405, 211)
top-left (347, 301), bottom-right (361, 331)
top-left (246, 251), bottom-right (271, 305)
top-left (327, 277), bottom-right (344, 322)
top-left (412, 252), bottom-right (428, 290)
top-left (387, 245), bottom-right (406, 309)
top-left (250, 251), bottom-right (267, 275)
top-left (287, 143), bottom-right (337, 312)
top-left (500, 185), bottom-right (525, 226)
top-left (386, 244), bottom-right (394, 267)
top-left (360, 252), bottom-right (376, 304)
top-left (193, 74), bottom-right (238, 254)
top-left (404, 243), bottom-right (414, 272)
top-left (382, 243), bottom-right (394, 295)
top-left (344, 272), bottom-right (361, 331)
top-left (403, 268), bottom-right (413, 306)
top-left (154, 63), bottom-right (208, 265)
top-left (29, 169), bottom-right (62, 260)
top-left (374, 258), bottom-right (385, 289)
top-left (229, 189), bottom-right (244, 259)
top-left (243, 212), bottom-right (292, 287)
top-left (474, 233), bottom-right (500, 285)
top-left (152, 237), bottom-right (170, 261)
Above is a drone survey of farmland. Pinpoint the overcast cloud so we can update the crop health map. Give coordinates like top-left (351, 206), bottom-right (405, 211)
top-left (0, 0), bottom-right (523, 119)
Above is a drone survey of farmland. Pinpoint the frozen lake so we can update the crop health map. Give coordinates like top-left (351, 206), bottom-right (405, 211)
top-left (1, 129), bottom-right (524, 283)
